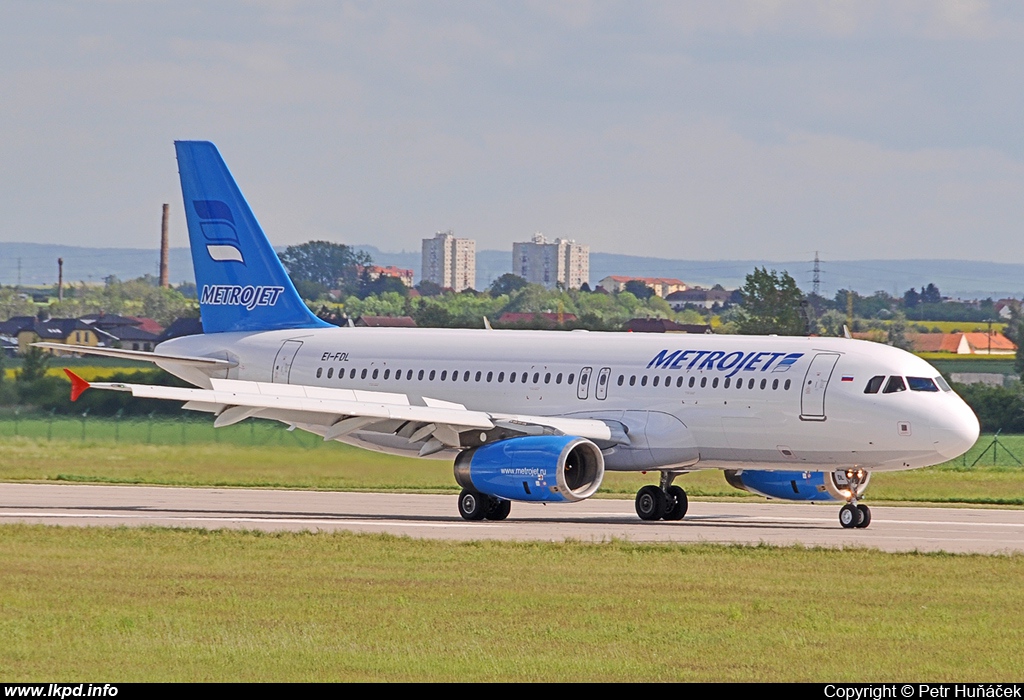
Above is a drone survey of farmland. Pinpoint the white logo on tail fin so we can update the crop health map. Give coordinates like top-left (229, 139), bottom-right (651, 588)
top-left (206, 244), bottom-right (244, 263)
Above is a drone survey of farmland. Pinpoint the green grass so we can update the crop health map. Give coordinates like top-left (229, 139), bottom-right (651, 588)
top-left (0, 417), bottom-right (1022, 505)
top-left (0, 526), bottom-right (1021, 682)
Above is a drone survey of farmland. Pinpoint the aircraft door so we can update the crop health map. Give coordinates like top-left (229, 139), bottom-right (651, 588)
top-left (800, 352), bottom-right (840, 421)
top-left (577, 367), bottom-right (593, 400)
top-left (595, 367), bottom-right (611, 400)
top-left (272, 340), bottom-right (303, 384)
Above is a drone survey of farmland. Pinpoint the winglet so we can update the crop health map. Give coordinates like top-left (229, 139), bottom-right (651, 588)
top-left (64, 369), bottom-right (90, 402)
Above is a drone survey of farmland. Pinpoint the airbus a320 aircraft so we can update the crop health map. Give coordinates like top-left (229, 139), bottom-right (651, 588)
top-left (42, 141), bottom-right (980, 529)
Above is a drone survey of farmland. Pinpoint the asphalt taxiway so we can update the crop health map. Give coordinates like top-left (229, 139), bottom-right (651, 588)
top-left (1, 483), bottom-right (1021, 554)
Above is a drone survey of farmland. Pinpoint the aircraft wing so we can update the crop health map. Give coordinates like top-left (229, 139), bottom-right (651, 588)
top-left (65, 371), bottom-right (629, 455)
top-left (34, 342), bottom-right (236, 369)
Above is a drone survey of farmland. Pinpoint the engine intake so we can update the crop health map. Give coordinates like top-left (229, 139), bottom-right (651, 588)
top-left (454, 435), bottom-right (605, 503)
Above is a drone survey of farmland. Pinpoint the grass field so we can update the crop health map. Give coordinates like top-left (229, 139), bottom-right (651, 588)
top-left (0, 416), bottom-right (1022, 505)
top-left (0, 526), bottom-right (1021, 682)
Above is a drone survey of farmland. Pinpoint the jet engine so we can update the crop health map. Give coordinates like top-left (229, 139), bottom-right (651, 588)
top-left (724, 469), bottom-right (871, 502)
top-left (454, 435), bottom-right (605, 503)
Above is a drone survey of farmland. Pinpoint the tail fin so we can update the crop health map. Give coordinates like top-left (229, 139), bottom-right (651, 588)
top-left (175, 141), bottom-right (329, 333)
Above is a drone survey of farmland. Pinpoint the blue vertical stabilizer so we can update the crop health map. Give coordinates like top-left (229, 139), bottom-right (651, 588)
top-left (175, 141), bottom-right (329, 333)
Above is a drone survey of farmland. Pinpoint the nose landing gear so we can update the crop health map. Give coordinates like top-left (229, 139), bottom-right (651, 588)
top-left (635, 472), bottom-right (688, 521)
top-left (835, 469), bottom-right (871, 529)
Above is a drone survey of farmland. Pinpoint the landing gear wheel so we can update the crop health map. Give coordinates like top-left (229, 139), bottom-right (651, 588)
top-left (839, 502), bottom-right (863, 529)
top-left (663, 485), bottom-right (688, 521)
top-left (635, 485), bottom-right (667, 521)
top-left (485, 497), bottom-right (511, 521)
top-left (855, 504), bottom-right (871, 529)
top-left (458, 489), bottom-right (488, 521)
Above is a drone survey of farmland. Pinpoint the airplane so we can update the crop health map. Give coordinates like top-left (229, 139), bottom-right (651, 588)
top-left (40, 141), bottom-right (981, 529)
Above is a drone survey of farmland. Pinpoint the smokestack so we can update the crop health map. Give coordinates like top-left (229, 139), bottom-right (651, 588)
top-left (160, 203), bottom-right (170, 288)
top-left (58, 258), bottom-right (64, 302)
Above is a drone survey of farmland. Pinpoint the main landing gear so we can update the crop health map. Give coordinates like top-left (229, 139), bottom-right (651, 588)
top-left (635, 472), bottom-right (688, 521)
top-left (458, 489), bottom-right (511, 521)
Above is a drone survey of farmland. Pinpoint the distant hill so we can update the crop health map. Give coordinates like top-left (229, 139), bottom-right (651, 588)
top-left (3, 241), bottom-right (1022, 300)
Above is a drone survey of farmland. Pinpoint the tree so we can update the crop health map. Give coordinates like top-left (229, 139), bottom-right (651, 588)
top-left (920, 283), bottom-right (942, 305)
top-left (736, 267), bottom-right (806, 335)
top-left (488, 273), bottom-right (529, 298)
top-left (622, 280), bottom-right (655, 300)
top-left (415, 280), bottom-right (443, 297)
top-left (903, 288), bottom-right (920, 308)
top-left (278, 241), bottom-right (371, 292)
top-left (17, 346), bottom-right (50, 383)
top-left (887, 311), bottom-right (913, 351)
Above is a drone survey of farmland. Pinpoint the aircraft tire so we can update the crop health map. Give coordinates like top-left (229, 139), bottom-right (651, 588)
top-left (635, 485), bottom-right (667, 521)
top-left (458, 489), bottom-right (489, 521)
top-left (839, 503), bottom-right (860, 529)
top-left (663, 485), bottom-right (688, 521)
top-left (855, 504), bottom-right (871, 529)
top-left (485, 497), bottom-right (512, 521)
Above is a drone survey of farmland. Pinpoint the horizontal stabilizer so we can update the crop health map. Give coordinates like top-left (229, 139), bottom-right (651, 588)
top-left (33, 342), bottom-right (236, 368)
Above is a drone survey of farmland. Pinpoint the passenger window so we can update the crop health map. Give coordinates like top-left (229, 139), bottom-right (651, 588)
top-left (441, 370), bottom-right (448, 381)
top-left (688, 377), bottom-right (695, 388)
top-left (510, 372), bottom-right (516, 383)
top-left (476, 371), bottom-right (482, 382)
top-left (464, 371), bottom-right (470, 382)
top-left (676, 376), bottom-right (684, 388)
top-left (883, 376), bottom-right (906, 394)
top-left (784, 379), bottom-right (791, 390)
top-left (327, 368), bottom-right (334, 379)
top-left (407, 370), bottom-right (413, 380)
top-left (486, 372), bottom-right (492, 382)
top-left (522, 373), bottom-right (529, 383)
top-left (629, 376), bottom-right (636, 386)
top-left (772, 379), bottom-right (778, 390)
top-left (372, 369), bottom-right (379, 380)
top-left (567, 374), bottom-right (575, 385)
top-left (653, 376), bottom-right (660, 387)
top-left (498, 372), bottom-right (505, 383)
top-left (532, 372), bottom-right (539, 383)
top-left (864, 376), bottom-right (885, 394)
top-left (712, 377), bottom-right (719, 388)
top-left (759, 379), bottom-right (766, 390)
top-left (453, 371), bottom-right (459, 382)
top-left (617, 375), bottom-right (624, 386)
top-left (908, 377), bottom-right (939, 392)
top-left (361, 369), bottom-right (368, 379)
top-left (429, 370), bottom-right (436, 381)
top-left (641, 376), bottom-right (648, 387)
top-left (316, 367), bottom-right (323, 379)
top-left (556, 373), bottom-right (563, 384)
top-left (748, 378), bottom-right (754, 389)
top-left (544, 373), bottom-right (551, 384)
top-left (724, 377), bottom-right (730, 388)
top-left (383, 369), bottom-right (390, 380)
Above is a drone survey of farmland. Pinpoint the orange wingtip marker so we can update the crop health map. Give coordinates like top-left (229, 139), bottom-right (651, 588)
top-left (64, 369), bottom-right (91, 402)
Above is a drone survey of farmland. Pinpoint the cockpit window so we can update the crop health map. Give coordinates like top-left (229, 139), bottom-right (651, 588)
top-left (935, 376), bottom-right (952, 392)
top-left (882, 376), bottom-right (907, 394)
top-left (864, 376), bottom-right (885, 394)
top-left (907, 377), bottom-right (939, 392)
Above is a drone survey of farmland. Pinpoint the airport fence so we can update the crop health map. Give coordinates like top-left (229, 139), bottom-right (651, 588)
top-left (0, 412), bottom-right (325, 449)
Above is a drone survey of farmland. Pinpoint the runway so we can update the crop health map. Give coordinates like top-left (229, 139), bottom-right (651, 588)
top-left (1, 483), bottom-right (1022, 554)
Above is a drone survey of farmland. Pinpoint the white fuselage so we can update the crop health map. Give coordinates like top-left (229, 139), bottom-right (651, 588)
top-left (158, 327), bottom-right (980, 473)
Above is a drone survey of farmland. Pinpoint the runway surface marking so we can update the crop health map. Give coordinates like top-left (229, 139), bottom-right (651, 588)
top-left (1, 483), bottom-right (1022, 554)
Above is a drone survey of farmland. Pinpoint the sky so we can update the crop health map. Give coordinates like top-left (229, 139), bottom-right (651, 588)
top-left (3, 0), bottom-right (1024, 263)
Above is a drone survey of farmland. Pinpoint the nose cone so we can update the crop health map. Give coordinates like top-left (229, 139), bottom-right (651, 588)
top-left (932, 397), bottom-right (981, 460)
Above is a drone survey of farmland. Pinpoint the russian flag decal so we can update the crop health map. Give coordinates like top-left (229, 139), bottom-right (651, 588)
top-left (841, 375), bottom-right (854, 382)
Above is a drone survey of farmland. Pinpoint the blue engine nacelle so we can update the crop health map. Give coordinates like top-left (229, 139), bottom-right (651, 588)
top-left (723, 469), bottom-right (871, 502)
top-left (454, 435), bottom-right (605, 503)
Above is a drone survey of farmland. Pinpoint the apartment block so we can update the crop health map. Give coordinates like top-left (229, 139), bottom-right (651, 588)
top-left (421, 230), bottom-right (476, 291)
top-left (512, 233), bottom-right (589, 290)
